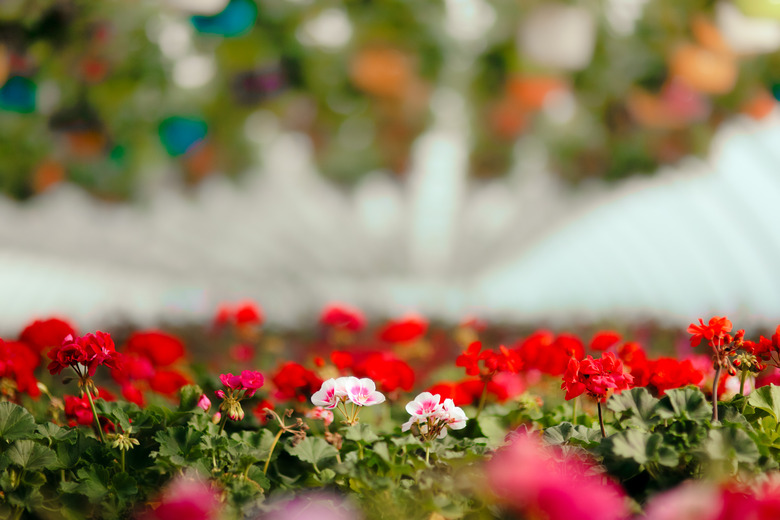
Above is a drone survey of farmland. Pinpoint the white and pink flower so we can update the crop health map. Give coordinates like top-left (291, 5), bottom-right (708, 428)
top-left (311, 378), bottom-right (348, 409)
top-left (344, 377), bottom-right (386, 406)
top-left (402, 392), bottom-right (468, 440)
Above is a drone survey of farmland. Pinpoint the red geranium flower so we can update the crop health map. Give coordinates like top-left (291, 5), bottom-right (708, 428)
top-left (320, 303), bottom-right (366, 332)
top-left (590, 331), bottom-right (621, 351)
top-left (0, 340), bottom-right (41, 398)
top-left (271, 362), bottom-right (323, 402)
top-left (19, 317), bottom-right (77, 353)
top-left (647, 357), bottom-right (704, 396)
top-left (517, 331), bottom-right (584, 376)
top-left (125, 331), bottom-right (186, 367)
top-left (214, 301), bottom-right (264, 329)
top-left (561, 352), bottom-right (633, 402)
top-left (352, 352), bottom-right (415, 393)
top-left (377, 314), bottom-right (428, 343)
top-left (688, 316), bottom-right (733, 347)
top-left (149, 369), bottom-right (191, 396)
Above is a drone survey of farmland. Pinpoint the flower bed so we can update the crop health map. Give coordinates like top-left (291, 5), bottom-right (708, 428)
top-left (1, 305), bottom-right (780, 519)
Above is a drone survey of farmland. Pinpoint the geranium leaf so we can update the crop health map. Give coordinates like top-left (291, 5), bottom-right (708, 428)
top-left (608, 387), bottom-right (660, 430)
top-left (344, 423), bottom-right (379, 444)
top-left (286, 437), bottom-right (338, 467)
top-left (703, 426), bottom-right (760, 465)
top-left (0, 403), bottom-right (36, 442)
top-left (748, 385), bottom-right (780, 421)
top-left (656, 387), bottom-right (711, 421)
top-left (6, 440), bottom-right (58, 471)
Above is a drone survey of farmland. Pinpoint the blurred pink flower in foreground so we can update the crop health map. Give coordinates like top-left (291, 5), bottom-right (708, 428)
top-left (644, 474), bottom-right (780, 520)
top-left (139, 473), bottom-right (222, 520)
top-left (487, 433), bottom-right (628, 520)
top-left (260, 491), bottom-right (361, 520)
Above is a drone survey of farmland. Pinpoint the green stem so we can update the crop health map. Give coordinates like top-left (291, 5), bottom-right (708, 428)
top-left (425, 445), bottom-right (430, 465)
top-left (121, 449), bottom-right (125, 473)
top-left (475, 380), bottom-right (489, 420)
top-left (571, 396), bottom-right (578, 425)
top-left (263, 429), bottom-right (285, 475)
top-left (84, 387), bottom-right (105, 443)
top-left (739, 370), bottom-right (747, 396)
top-left (597, 401), bottom-right (606, 438)
top-left (218, 413), bottom-right (228, 435)
top-left (712, 365), bottom-right (722, 423)
top-left (358, 443), bottom-right (364, 461)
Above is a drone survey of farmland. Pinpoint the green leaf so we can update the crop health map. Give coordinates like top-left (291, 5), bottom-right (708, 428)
top-left (6, 440), bottom-right (58, 471)
top-left (476, 416), bottom-right (506, 448)
top-left (656, 387), bottom-right (711, 422)
top-left (0, 402), bottom-right (36, 442)
top-left (35, 422), bottom-right (76, 443)
top-left (286, 437), bottom-right (338, 467)
top-left (703, 426), bottom-right (760, 465)
top-left (112, 472), bottom-right (138, 501)
top-left (178, 384), bottom-right (205, 411)
top-left (748, 385), bottom-right (780, 421)
top-left (344, 423), bottom-right (379, 444)
top-left (75, 466), bottom-right (110, 502)
top-left (543, 422), bottom-right (601, 448)
top-left (607, 387), bottom-right (660, 430)
top-left (608, 429), bottom-right (654, 465)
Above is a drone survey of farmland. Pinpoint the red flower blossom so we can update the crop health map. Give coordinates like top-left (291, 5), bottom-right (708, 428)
top-left (517, 332), bottom-right (584, 376)
top-left (590, 331), bottom-right (621, 351)
top-left (0, 340), bottom-right (41, 398)
top-left (19, 317), bottom-right (77, 353)
top-left (428, 378), bottom-right (511, 406)
top-left (271, 362), bottom-right (323, 402)
top-left (253, 399), bottom-right (275, 425)
top-left (352, 353), bottom-right (415, 393)
top-left (125, 331), bottom-right (186, 367)
top-left (377, 314), bottom-right (428, 343)
top-left (214, 301), bottom-right (264, 329)
top-left (149, 370), bottom-right (191, 396)
top-left (647, 358), bottom-right (704, 396)
top-left (456, 341), bottom-right (523, 379)
top-left (320, 303), bottom-right (366, 332)
top-left (229, 344), bottom-right (255, 363)
top-left (121, 383), bottom-right (145, 407)
top-left (330, 351), bottom-right (354, 370)
top-left (64, 395), bottom-right (94, 426)
top-left (687, 316), bottom-right (733, 347)
top-left (47, 331), bottom-right (121, 377)
top-left (561, 352), bottom-right (633, 402)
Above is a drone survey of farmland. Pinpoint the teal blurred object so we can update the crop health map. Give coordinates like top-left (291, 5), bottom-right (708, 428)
top-left (191, 0), bottom-right (257, 37)
top-left (158, 117), bottom-right (208, 157)
top-left (0, 76), bottom-right (36, 113)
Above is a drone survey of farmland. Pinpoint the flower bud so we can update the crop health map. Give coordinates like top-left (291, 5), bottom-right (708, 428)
top-left (197, 394), bottom-right (211, 411)
top-left (212, 412), bottom-right (222, 424)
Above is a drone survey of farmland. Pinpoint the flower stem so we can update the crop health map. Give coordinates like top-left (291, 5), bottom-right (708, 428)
top-left (712, 365), bottom-right (722, 423)
top-left (597, 401), bottom-right (606, 438)
top-left (121, 449), bottom-right (125, 473)
top-left (218, 413), bottom-right (228, 435)
top-left (263, 429), bottom-right (284, 475)
top-left (739, 370), bottom-right (747, 396)
top-left (425, 445), bottom-right (430, 465)
top-left (571, 396), bottom-right (578, 425)
top-left (475, 380), bottom-right (489, 420)
top-left (84, 387), bottom-right (105, 443)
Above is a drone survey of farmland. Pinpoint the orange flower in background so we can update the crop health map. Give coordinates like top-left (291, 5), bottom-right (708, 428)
top-left (350, 47), bottom-right (412, 99)
top-left (669, 43), bottom-right (737, 95)
top-left (506, 75), bottom-right (567, 111)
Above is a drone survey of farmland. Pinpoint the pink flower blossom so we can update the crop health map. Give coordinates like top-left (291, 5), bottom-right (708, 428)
top-left (344, 377), bottom-right (385, 406)
top-left (139, 473), bottom-right (222, 520)
top-left (405, 392), bottom-right (441, 418)
top-left (402, 392), bottom-right (467, 440)
top-left (311, 378), bottom-right (348, 409)
top-left (197, 394), bottom-right (211, 412)
top-left (306, 406), bottom-right (334, 427)
top-left (487, 433), bottom-right (628, 520)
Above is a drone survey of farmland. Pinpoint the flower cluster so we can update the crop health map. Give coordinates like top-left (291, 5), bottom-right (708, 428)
top-left (456, 341), bottom-right (522, 379)
top-left (47, 331), bottom-right (121, 379)
top-left (561, 352), bottom-right (634, 402)
top-left (215, 370), bottom-right (264, 421)
top-left (330, 350), bottom-right (415, 395)
top-left (401, 392), bottom-right (467, 441)
top-left (311, 377), bottom-right (385, 425)
top-left (0, 339), bottom-right (40, 400)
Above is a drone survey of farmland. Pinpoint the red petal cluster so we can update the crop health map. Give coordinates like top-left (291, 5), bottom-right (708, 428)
top-left (516, 331), bottom-right (584, 376)
top-left (320, 303), bottom-right (366, 332)
top-left (126, 331), bottom-right (186, 367)
top-left (590, 330), bottom-right (622, 351)
top-left (214, 301), bottom-right (264, 329)
top-left (687, 316), bottom-right (733, 347)
top-left (377, 314), bottom-right (428, 343)
top-left (561, 352), bottom-right (633, 402)
top-left (47, 331), bottom-right (121, 377)
top-left (271, 362), bottom-right (323, 402)
top-left (0, 340), bottom-right (41, 398)
top-left (19, 317), bottom-right (77, 354)
top-left (455, 341), bottom-right (522, 378)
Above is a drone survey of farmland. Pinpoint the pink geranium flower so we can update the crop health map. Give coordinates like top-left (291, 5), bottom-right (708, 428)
top-left (344, 377), bottom-right (385, 406)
